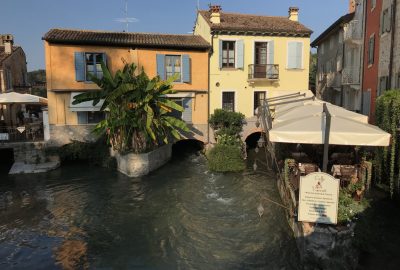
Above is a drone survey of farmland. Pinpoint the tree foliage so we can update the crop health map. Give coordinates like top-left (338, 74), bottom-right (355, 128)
top-left (209, 109), bottom-right (245, 136)
top-left (72, 62), bottom-right (189, 154)
top-left (375, 90), bottom-right (400, 197)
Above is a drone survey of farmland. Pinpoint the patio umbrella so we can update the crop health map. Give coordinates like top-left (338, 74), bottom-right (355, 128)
top-left (0, 92), bottom-right (48, 105)
top-left (269, 114), bottom-right (390, 147)
top-left (273, 102), bottom-right (369, 125)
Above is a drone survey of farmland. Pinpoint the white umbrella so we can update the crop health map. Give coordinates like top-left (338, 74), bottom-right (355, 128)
top-left (273, 102), bottom-right (369, 125)
top-left (0, 92), bottom-right (48, 105)
top-left (274, 99), bottom-right (324, 115)
top-left (269, 114), bottom-right (390, 146)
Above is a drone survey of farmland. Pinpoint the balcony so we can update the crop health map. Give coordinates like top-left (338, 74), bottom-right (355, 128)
top-left (248, 64), bottom-right (279, 82)
top-left (342, 66), bottom-right (360, 85)
top-left (343, 20), bottom-right (362, 44)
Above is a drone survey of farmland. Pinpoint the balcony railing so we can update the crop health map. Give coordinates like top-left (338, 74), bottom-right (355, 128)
top-left (0, 124), bottom-right (44, 143)
top-left (344, 20), bottom-right (362, 43)
top-left (248, 64), bottom-right (279, 81)
top-left (342, 66), bottom-right (360, 85)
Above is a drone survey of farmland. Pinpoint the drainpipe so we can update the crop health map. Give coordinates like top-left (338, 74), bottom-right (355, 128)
top-left (207, 32), bottom-right (214, 144)
top-left (389, 0), bottom-right (397, 88)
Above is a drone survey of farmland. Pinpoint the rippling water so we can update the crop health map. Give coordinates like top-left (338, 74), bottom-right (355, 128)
top-left (0, 151), bottom-right (300, 269)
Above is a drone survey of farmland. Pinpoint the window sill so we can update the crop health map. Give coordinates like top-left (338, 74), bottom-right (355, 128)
top-left (286, 68), bottom-right (305, 71)
top-left (220, 68), bottom-right (241, 71)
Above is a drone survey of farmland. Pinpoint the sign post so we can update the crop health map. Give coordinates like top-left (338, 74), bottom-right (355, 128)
top-left (298, 172), bottom-right (340, 225)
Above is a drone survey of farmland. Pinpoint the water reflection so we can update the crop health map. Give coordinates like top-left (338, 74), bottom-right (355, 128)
top-left (0, 153), bottom-right (300, 269)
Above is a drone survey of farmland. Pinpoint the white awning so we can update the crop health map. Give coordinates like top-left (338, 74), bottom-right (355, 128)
top-left (269, 114), bottom-right (390, 147)
top-left (274, 102), bottom-right (368, 125)
top-left (69, 92), bottom-right (104, 112)
top-left (0, 92), bottom-right (48, 105)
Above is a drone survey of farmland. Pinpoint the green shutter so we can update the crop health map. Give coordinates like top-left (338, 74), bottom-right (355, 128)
top-left (236, 40), bottom-right (244, 69)
top-left (156, 54), bottom-right (165, 80)
top-left (267, 41), bottom-right (274, 64)
top-left (74, 52), bottom-right (85, 82)
top-left (182, 55), bottom-right (190, 83)
top-left (219, 40), bottom-right (223, 69)
top-left (288, 42), bottom-right (296, 69)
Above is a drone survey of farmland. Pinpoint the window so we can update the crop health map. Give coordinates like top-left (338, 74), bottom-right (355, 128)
top-left (222, 41), bottom-right (235, 68)
top-left (77, 111), bottom-right (105, 124)
top-left (165, 55), bottom-right (182, 82)
top-left (222, 92), bottom-right (235, 112)
top-left (85, 53), bottom-right (104, 80)
top-left (254, 91), bottom-right (266, 115)
top-left (371, 0), bottom-right (376, 10)
top-left (368, 35), bottom-right (375, 65)
top-left (379, 76), bottom-right (389, 96)
top-left (168, 98), bottom-right (183, 119)
top-left (381, 8), bottom-right (392, 34)
top-left (287, 42), bottom-right (303, 69)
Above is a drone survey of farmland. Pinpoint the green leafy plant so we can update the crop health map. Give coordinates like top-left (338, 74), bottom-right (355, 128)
top-left (206, 144), bottom-right (246, 172)
top-left (375, 90), bottom-right (400, 197)
top-left (337, 189), bottom-right (369, 224)
top-left (209, 109), bottom-right (245, 136)
top-left (72, 62), bottom-right (190, 154)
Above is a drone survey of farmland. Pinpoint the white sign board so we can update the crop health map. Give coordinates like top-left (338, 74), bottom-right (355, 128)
top-left (298, 172), bottom-right (340, 225)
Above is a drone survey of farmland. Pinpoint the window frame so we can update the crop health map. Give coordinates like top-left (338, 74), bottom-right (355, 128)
top-left (164, 55), bottom-right (182, 82)
top-left (84, 52), bottom-right (104, 82)
top-left (77, 111), bottom-right (106, 125)
top-left (221, 41), bottom-right (236, 68)
top-left (368, 34), bottom-right (375, 65)
top-left (371, 0), bottom-right (376, 10)
top-left (253, 91), bottom-right (266, 115)
top-left (221, 91), bottom-right (236, 112)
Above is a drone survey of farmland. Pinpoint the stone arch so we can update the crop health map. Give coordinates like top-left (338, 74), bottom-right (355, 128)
top-left (244, 131), bottom-right (266, 149)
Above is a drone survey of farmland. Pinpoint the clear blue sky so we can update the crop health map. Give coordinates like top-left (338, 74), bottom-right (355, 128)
top-left (0, 0), bottom-right (348, 71)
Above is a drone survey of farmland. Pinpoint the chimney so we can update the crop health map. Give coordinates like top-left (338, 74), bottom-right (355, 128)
top-left (209, 5), bottom-right (221, 24)
top-left (349, 0), bottom-right (356, 13)
top-left (2, 34), bottom-right (14, 54)
top-left (288, 7), bottom-right (299, 22)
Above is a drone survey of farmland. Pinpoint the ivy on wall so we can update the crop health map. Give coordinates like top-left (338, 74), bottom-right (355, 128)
top-left (375, 90), bottom-right (400, 197)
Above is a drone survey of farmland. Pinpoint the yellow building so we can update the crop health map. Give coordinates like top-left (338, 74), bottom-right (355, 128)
top-left (194, 6), bottom-right (312, 139)
top-left (43, 29), bottom-right (210, 145)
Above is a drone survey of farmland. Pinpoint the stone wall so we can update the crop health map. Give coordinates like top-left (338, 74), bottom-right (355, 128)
top-left (48, 124), bottom-right (99, 146)
top-left (277, 176), bottom-right (358, 270)
top-left (111, 144), bottom-right (172, 177)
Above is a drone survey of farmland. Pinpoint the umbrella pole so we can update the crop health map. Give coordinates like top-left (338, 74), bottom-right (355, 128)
top-left (323, 103), bottom-right (331, 172)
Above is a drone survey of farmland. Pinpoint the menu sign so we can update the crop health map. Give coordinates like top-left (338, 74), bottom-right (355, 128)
top-left (298, 172), bottom-right (339, 225)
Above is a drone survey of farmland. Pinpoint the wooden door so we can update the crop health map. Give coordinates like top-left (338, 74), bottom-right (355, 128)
top-left (254, 42), bottom-right (268, 78)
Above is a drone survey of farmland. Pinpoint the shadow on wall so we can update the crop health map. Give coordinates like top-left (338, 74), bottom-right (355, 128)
top-left (0, 148), bottom-right (14, 174)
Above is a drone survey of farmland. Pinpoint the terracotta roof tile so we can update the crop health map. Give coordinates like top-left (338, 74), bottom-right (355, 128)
top-left (198, 10), bottom-right (312, 36)
top-left (43, 29), bottom-right (211, 50)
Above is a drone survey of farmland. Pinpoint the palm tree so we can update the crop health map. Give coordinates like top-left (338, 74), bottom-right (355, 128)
top-left (72, 62), bottom-right (190, 154)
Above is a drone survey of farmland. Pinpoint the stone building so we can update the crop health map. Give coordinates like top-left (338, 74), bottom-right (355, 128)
top-left (0, 34), bottom-right (29, 93)
top-left (312, 0), bottom-right (366, 112)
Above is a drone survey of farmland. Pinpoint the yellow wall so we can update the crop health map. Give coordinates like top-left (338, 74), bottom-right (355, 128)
top-left (194, 14), bottom-right (311, 118)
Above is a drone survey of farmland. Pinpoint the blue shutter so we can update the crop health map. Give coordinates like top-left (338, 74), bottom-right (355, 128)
top-left (156, 54), bottom-right (165, 80)
top-left (74, 52), bottom-right (85, 82)
top-left (219, 40), bottom-right (223, 69)
top-left (182, 98), bottom-right (192, 123)
top-left (362, 91), bottom-right (371, 116)
top-left (267, 41), bottom-right (274, 64)
top-left (236, 40), bottom-right (244, 69)
top-left (182, 54), bottom-right (190, 83)
top-left (296, 42), bottom-right (303, 69)
top-left (287, 42), bottom-right (296, 69)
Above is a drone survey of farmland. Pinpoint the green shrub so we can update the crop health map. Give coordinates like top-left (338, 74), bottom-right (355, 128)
top-left (209, 109), bottom-right (245, 136)
top-left (337, 189), bottom-right (369, 224)
top-left (206, 144), bottom-right (246, 172)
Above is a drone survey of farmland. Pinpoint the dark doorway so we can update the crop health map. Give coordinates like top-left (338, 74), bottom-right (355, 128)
top-left (0, 148), bottom-right (14, 175)
top-left (254, 42), bottom-right (268, 78)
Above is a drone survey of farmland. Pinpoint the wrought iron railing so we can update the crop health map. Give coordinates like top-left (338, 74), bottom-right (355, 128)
top-left (0, 124), bottom-right (44, 143)
top-left (248, 64), bottom-right (279, 80)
